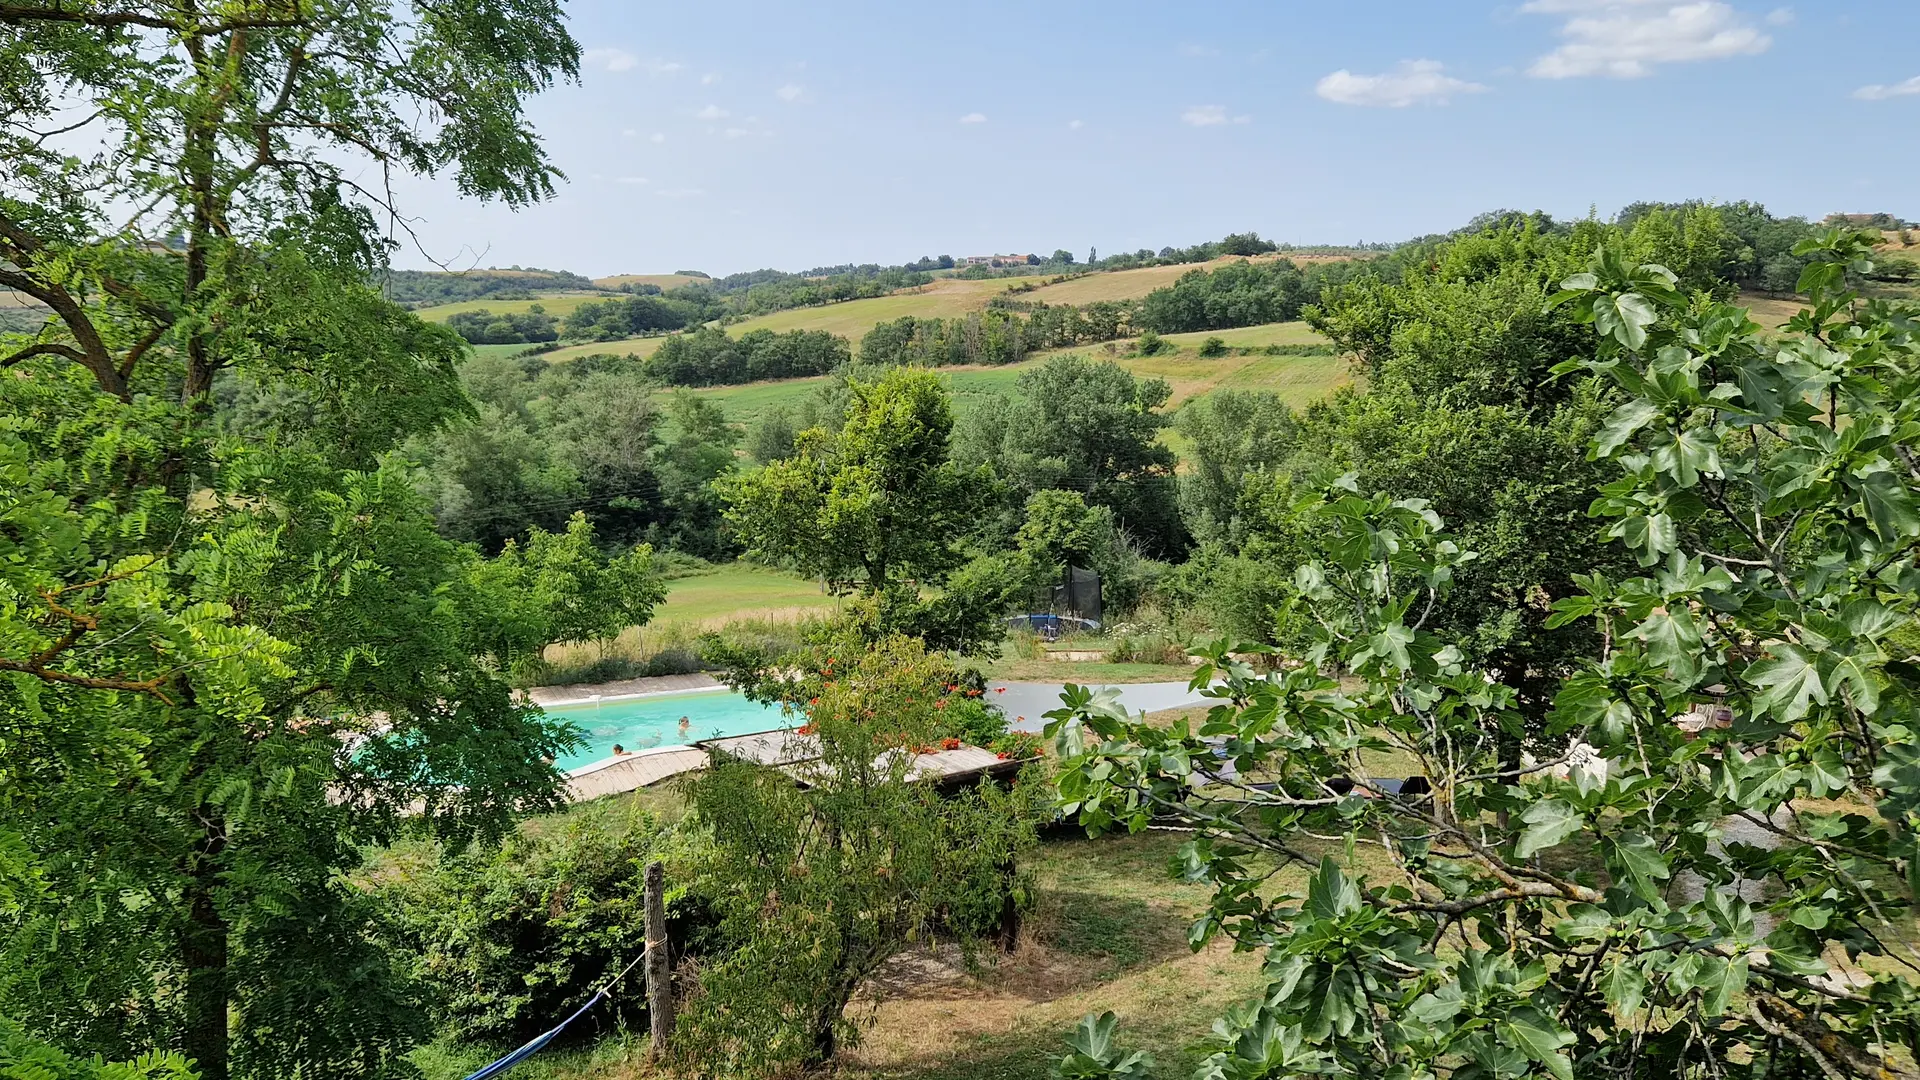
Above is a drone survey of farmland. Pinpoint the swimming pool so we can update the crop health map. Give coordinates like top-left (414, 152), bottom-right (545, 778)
top-left (547, 690), bottom-right (789, 772)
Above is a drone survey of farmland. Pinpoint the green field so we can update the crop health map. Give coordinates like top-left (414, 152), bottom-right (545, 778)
top-left (534, 335), bottom-right (670, 364)
top-left (689, 322), bottom-right (1346, 425)
top-left (652, 563), bottom-right (837, 625)
top-left (724, 277), bottom-right (1021, 340)
top-left (544, 563), bottom-right (839, 672)
top-left (412, 291), bottom-right (608, 321)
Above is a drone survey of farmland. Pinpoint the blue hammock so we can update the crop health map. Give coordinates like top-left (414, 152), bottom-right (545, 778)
top-left (461, 948), bottom-right (649, 1080)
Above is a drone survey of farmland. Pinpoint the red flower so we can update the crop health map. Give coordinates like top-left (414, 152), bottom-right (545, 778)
top-left (940, 737), bottom-right (962, 750)
top-left (808, 697), bottom-right (819, 705)
top-left (934, 700), bottom-right (947, 710)
top-left (994, 687), bottom-right (1006, 694)
top-left (996, 751), bottom-right (1010, 760)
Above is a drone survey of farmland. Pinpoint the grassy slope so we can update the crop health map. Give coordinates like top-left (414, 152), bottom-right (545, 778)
top-left (412, 292), bottom-right (609, 321)
top-left (723, 277), bottom-right (1023, 338)
top-left (689, 324), bottom-right (1345, 424)
top-left (536, 336), bottom-right (671, 364)
top-left (592, 273), bottom-right (707, 290)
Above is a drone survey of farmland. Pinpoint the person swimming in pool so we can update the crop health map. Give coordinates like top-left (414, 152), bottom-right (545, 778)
top-left (678, 716), bottom-right (691, 736)
top-left (611, 743), bottom-right (629, 756)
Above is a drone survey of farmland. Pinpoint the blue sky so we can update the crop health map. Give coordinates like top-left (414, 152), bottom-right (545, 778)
top-left (391, 1), bottom-right (1920, 277)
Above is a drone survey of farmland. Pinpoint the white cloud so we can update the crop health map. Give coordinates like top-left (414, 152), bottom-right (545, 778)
top-left (702, 72), bottom-right (722, 84)
top-left (650, 132), bottom-right (666, 144)
top-left (695, 104), bottom-right (730, 120)
top-left (582, 50), bottom-right (685, 77)
top-left (1765, 7), bottom-right (1794, 25)
top-left (582, 47), bottom-right (637, 72)
top-left (723, 127), bottom-right (751, 138)
top-left (959, 112), bottom-right (987, 124)
top-left (1855, 75), bottom-right (1920, 100)
top-left (1182, 104), bottom-right (1248, 126)
top-left (1068, 119), bottom-right (1084, 129)
top-left (616, 176), bottom-right (648, 185)
top-left (1315, 59), bottom-right (1487, 107)
top-left (620, 128), bottom-right (636, 137)
top-left (1523, 1), bottom-right (1771, 79)
top-left (776, 83), bottom-right (804, 102)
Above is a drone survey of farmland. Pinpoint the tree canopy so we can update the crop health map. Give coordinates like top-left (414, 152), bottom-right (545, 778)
top-left (0, 3), bottom-right (583, 1077)
top-left (1049, 230), bottom-right (1920, 1080)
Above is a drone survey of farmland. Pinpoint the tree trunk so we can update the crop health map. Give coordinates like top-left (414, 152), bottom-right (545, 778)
top-left (997, 855), bottom-right (1021, 952)
top-left (644, 861), bottom-right (673, 1059)
top-left (180, 813), bottom-right (229, 1080)
top-left (806, 978), bottom-right (857, 1067)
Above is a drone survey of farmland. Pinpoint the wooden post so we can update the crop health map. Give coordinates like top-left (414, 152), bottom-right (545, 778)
top-left (645, 860), bottom-right (673, 1058)
top-left (997, 855), bottom-right (1021, 953)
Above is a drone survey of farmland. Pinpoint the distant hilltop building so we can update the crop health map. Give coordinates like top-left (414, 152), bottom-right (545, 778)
top-left (962, 254), bottom-right (1040, 267)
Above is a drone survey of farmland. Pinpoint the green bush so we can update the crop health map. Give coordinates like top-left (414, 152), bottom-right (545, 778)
top-left (1133, 329), bottom-right (1167, 356)
top-left (0, 1018), bottom-right (196, 1079)
top-left (372, 804), bottom-right (701, 1049)
top-left (1197, 335), bottom-right (1228, 358)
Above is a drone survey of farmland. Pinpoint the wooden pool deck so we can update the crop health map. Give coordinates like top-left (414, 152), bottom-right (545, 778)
top-left (562, 727), bottom-right (1032, 803)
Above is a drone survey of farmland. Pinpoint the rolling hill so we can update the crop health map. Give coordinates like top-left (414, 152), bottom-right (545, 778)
top-left (687, 321), bottom-right (1346, 426)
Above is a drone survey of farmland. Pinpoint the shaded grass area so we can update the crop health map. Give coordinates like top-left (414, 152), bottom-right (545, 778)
top-left (408, 829), bottom-right (1276, 1080)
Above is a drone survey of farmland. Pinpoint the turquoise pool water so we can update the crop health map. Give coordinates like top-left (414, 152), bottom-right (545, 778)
top-left (548, 690), bottom-right (787, 771)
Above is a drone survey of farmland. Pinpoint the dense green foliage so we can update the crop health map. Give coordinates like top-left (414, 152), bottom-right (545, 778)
top-left (0, 1018), bottom-right (197, 1080)
top-left (958, 355), bottom-right (1185, 558)
top-left (1051, 231), bottom-right (1920, 1080)
top-left (1137, 258), bottom-right (1369, 333)
top-left (722, 367), bottom-right (995, 594)
top-left (645, 326), bottom-right (849, 386)
top-left (464, 513), bottom-right (667, 681)
top-left (860, 300), bottom-right (1138, 366)
top-left (562, 289), bottom-right (722, 340)
top-left (678, 637), bottom-right (1039, 1078)
top-left (446, 306), bottom-right (560, 345)
top-left (410, 354), bottom-right (740, 556)
top-left (373, 803), bottom-right (689, 1048)
top-left (382, 268), bottom-right (596, 308)
top-left (0, 4), bottom-right (585, 1078)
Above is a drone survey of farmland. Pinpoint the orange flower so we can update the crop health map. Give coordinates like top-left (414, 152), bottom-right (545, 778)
top-left (934, 700), bottom-right (947, 710)
top-left (808, 697), bottom-right (819, 706)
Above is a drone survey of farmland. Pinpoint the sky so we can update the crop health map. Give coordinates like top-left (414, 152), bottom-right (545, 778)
top-left (388, 0), bottom-right (1920, 278)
